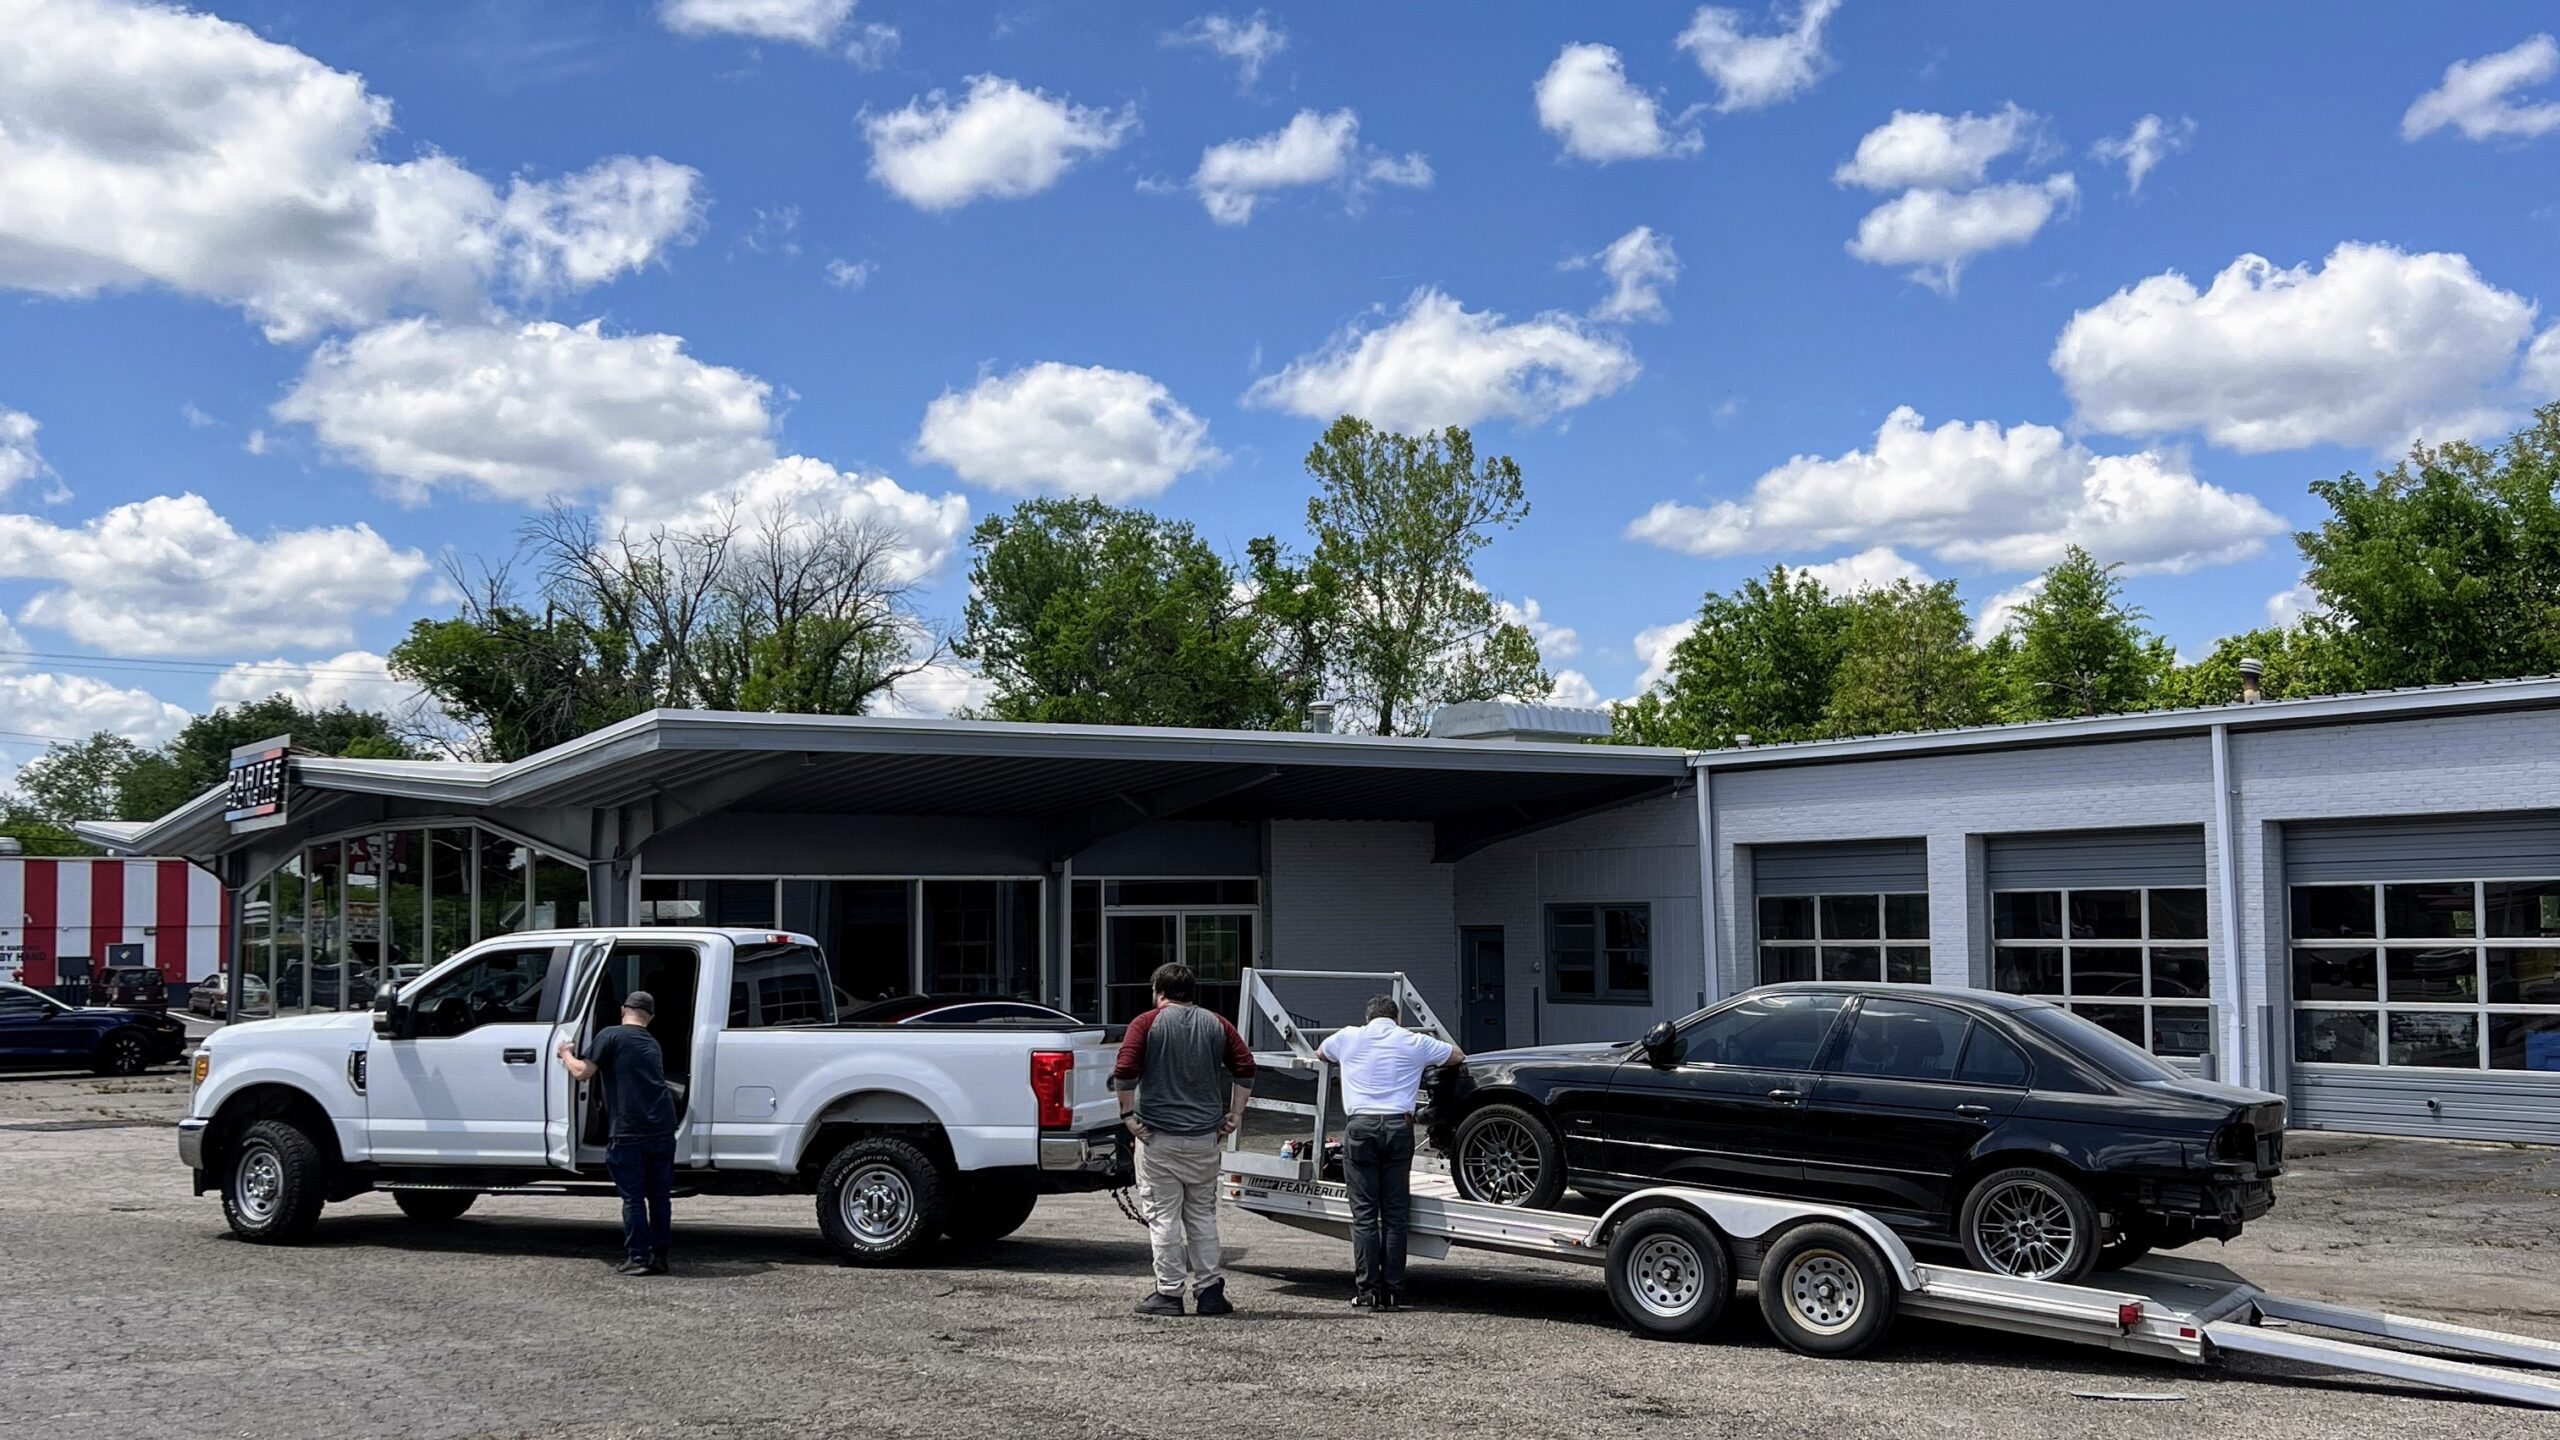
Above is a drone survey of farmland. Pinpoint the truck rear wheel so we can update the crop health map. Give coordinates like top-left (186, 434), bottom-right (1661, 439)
top-left (222, 1119), bottom-right (326, 1244)
top-left (393, 1190), bottom-right (477, 1223)
top-left (816, 1137), bottom-right (947, 1265)
top-left (943, 1177), bottom-right (1038, 1245)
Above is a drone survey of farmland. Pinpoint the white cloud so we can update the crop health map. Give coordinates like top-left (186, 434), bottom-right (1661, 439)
top-left (1835, 105), bottom-right (2036, 191)
top-left (1626, 405), bottom-right (2285, 576)
top-left (1630, 619), bottom-right (1695, 695)
top-left (1846, 173), bottom-right (2076, 294)
top-left (825, 259), bottom-right (875, 290)
top-left (1797, 546), bottom-right (1929, 593)
top-left (2091, 114), bottom-right (2195, 194)
top-left (914, 362), bottom-right (1221, 501)
top-left (0, 493), bottom-right (427, 654)
top-left (1676, 0), bottom-right (1843, 113)
top-left (643, 455), bottom-right (972, 584)
top-left (242, 428), bottom-right (270, 456)
top-left (1545, 670), bottom-right (1602, 707)
top-left (0, 0), bottom-right (701, 343)
top-left (863, 75), bottom-right (1135, 211)
top-left (274, 317), bottom-right (778, 511)
top-left (1244, 287), bottom-right (1641, 431)
top-left (0, 668), bottom-right (190, 789)
top-left (2526, 323), bottom-right (2560, 396)
top-left (1534, 43), bottom-right (1702, 163)
top-left (1974, 576), bottom-right (2041, 641)
top-left (2052, 243), bottom-right (2543, 453)
top-left (1164, 12), bottom-right (1287, 90)
top-left (658, 0), bottom-right (895, 62)
top-left (180, 403), bottom-right (217, 429)
top-left (1188, 109), bottom-right (1429, 225)
top-left (2265, 581), bottom-right (2323, 628)
top-left (2403, 34), bottom-right (2560, 142)
top-left (0, 408), bottom-right (48, 495)
top-left (209, 649), bottom-right (413, 713)
top-left (1566, 225), bottom-right (1681, 323)
top-left (1496, 597), bottom-right (1581, 659)
top-left (879, 658), bottom-right (997, 718)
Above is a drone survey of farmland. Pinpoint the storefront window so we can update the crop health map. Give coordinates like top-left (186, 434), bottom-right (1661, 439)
top-left (922, 879), bottom-right (1039, 999)
top-left (477, 838), bottom-right (527, 938)
top-left (530, 850), bottom-right (589, 930)
top-left (2292, 879), bottom-right (2560, 1071)
top-left (299, 841), bottom-right (344, 1013)
top-left (1992, 886), bottom-right (2211, 1058)
top-left (428, 829), bottom-right (473, 967)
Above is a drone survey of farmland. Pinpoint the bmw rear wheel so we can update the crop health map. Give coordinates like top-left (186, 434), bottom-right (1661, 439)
top-left (1959, 1166), bottom-right (2100, 1283)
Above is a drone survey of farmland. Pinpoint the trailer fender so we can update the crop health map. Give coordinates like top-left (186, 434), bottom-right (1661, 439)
top-left (1585, 1188), bottom-right (1925, 1290)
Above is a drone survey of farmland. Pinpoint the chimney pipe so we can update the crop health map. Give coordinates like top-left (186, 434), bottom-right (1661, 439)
top-left (1307, 700), bottom-right (1336, 735)
top-left (2237, 657), bottom-right (2264, 704)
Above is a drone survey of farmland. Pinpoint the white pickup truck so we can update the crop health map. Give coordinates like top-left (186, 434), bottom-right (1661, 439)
top-left (178, 927), bottom-right (1128, 1263)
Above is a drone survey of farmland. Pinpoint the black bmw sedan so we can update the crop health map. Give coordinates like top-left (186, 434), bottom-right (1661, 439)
top-left (0, 982), bottom-right (190, 1076)
top-left (1423, 983), bottom-right (2285, 1283)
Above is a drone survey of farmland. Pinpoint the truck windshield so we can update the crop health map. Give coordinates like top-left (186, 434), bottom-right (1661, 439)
top-left (2016, 1005), bottom-right (2184, 1084)
top-left (728, 943), bottom-right (839, 1028)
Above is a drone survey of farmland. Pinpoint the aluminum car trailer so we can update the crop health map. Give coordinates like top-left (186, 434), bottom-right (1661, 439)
top-left (1225, 968), bottom-right (2560, 1410)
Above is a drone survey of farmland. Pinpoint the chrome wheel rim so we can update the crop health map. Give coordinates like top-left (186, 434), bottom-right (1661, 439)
top-left (839, 1163), bottom-right (915, 1246)
top-left (1628, 1234), bottom-right (1704, 1318)
top-left (1784, 1250), bottom-right (1863, 1334)
top-left (1459, 1118), bottom-right (1539, 1205)
top-left (236, 1146), bottom-right (283, 1224)
top-left (1975, 1178), bottom-right (2078, 1279)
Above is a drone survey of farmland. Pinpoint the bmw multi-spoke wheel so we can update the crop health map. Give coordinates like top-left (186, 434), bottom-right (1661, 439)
top-left (1958, 1166), bottom-right (2100, 1283)
top-left (1449, 1103), bottom-right (1565, 1210)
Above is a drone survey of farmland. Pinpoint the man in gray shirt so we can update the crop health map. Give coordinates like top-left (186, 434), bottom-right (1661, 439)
top-left (1111, 962), bottom-right (1255, 1316)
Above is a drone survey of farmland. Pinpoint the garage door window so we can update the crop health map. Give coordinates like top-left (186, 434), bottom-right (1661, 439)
top-left (1757, 892), bottom-right (1929, 985)
top-left (2290, 879), bottom-right (2560, 1071)
top-left (1990, 886), bottom-right (2211, 1058)
top-left (1546, 904), bottom-right (1651, 1004)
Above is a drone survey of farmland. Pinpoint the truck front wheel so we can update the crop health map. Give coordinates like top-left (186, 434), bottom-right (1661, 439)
top-left (943, 1176), bottom-right (1038, 1245)
top-left (222, 1118), bottom-right (327, 1244)
top-left (393, 1190), bottom-right (477, 1223)
top-left (816, 1137), bottom-right (947, 1265)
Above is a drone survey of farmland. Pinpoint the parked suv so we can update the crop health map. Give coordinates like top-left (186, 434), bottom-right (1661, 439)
top-left (1424, 983), bottom-right (2286, 1284)
top-left (99, 967), bottom-right (168, 1011)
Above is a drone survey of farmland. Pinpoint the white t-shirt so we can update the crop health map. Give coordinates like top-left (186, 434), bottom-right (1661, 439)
top-left (1319, 1017), bottom-right (1458, 1115)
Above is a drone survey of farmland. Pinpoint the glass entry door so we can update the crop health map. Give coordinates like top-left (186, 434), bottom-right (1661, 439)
top-left (1105, 911), bottom-right (1255, 1023)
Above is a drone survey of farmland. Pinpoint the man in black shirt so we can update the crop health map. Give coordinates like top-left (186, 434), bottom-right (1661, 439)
top-left (557, 991), bottom-right (679, 1275)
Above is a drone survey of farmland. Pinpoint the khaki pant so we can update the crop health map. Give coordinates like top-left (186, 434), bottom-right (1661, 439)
top-left (1134, 1129), bottom-right (1224, 1294)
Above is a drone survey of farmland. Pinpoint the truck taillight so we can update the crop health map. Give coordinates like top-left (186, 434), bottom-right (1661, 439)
top-left (1031, 1050), bottom-right (1074, 1130)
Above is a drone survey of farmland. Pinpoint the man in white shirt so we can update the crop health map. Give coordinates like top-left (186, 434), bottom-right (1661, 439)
top-left (1317, 996), bottom-right (1465, 1309)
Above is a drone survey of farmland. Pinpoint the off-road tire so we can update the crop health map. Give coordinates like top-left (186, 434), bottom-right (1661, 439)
top-left (1450, 1103), bottom-right (1568, 1210)
top-left (393, 1190), bottom-right (478, 1223)
top-left (816, 1136), bottom-right (948, 1265)
top-left (222, 1118), bottom-right (327, 1244)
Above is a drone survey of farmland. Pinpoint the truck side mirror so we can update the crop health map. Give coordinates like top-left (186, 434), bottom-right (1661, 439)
top-left (373, 1001), bottom-right (413, 1041)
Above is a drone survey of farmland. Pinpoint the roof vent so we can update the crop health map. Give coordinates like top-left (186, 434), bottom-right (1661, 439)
top-left (1426, 701), bottom-right (1612, 744)
top-left (2237, 657), bottom-right (2264, 704)
top-left (0, 836), bottom-right (20, 857)
top-left (1306, 700), bottom-right (1337, 735)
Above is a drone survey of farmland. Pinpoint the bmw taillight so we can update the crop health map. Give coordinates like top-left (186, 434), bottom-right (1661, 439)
top-left (1031, 1050), bottom-right (1074, 1130)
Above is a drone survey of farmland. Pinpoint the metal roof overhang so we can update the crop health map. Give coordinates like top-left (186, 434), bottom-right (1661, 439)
top-left (89, 710), bottom-right (1690, 867)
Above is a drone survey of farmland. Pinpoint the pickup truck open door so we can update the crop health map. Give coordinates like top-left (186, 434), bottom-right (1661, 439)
top-left (544, 940), bottom-right (611, 1172)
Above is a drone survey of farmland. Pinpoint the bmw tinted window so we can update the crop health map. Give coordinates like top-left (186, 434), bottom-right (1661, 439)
top-left (1956, 1025), bottom-right (2032, 1087)
top-left (1678, 993), bottom-right (1849, 1070)
top-left (2017, 1004), bottom-right (2182, 1083)
top-left (1833, 999), bottom-right (1967, 1081)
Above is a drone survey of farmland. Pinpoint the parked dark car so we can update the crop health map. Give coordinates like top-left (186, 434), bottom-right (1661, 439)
top-left (0, 981), bottom-right (190, 1075)
top-left (1423, 984), bottom-right (2286, 1283)
top-left (99, 967), bottom-right (168, 1011)
top-left (841, 994), bottom-right (1085, 1026)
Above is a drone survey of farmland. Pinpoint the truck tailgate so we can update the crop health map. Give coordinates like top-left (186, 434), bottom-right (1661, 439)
top-left (1070, 1034), bottom-right (1122, 1134)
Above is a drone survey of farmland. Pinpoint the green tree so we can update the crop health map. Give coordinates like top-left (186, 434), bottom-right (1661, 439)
top-left (1821, 579), bottom-right (1989, 737)
top-left (2295, 402), bottom-right (2560, 688)
top-left (0, 799), bottom-right (93, 856)
top-left (957, 497), bottom-right (1318, 728)
top-left (115, 696), bottom-right (416, 818)
top-left (1989, 546), bottom-right (2171, 720)
top-left (1302, 417), bottom-right (1547, 734)
top-left (12, 731), bottom-right (145, 825)
top-left (1613, 566), bottom-right (1847, 748)
top-left (2155, 625), bottom-right (2361, 709)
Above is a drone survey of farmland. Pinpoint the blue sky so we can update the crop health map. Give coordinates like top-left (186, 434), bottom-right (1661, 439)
top-left (1, 0), bottom-right (2557, 765)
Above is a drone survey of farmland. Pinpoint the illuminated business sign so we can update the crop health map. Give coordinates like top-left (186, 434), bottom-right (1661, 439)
top-left (226, 736), bottom-right (294, 831)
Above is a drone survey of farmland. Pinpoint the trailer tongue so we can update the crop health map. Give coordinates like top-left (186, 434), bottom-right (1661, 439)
top-left (1224, 968), bottom-right (2560, 1411)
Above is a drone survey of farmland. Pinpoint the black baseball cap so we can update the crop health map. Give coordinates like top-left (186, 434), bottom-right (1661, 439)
top-left (622, 991), bottom-right (656, 1017)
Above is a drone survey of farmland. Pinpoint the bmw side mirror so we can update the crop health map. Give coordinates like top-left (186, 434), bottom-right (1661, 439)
top-left (1641, 1021), bottom-right (1678, 1063)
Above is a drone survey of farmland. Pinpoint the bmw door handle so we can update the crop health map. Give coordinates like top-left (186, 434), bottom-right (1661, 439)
top-left (1955, 1103), bottom-right (1991, 1119)
top-left (1767, 1088), bottom-right (1804, 1105)
top-left (502, 1048), bottom-right (539, 1065)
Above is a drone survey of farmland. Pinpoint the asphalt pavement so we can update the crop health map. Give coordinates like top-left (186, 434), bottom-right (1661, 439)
top-left (1, 1069), bottom-right (2555, 1440)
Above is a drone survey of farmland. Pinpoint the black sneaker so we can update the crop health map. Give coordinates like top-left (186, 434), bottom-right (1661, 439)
top-left (1380, 1290), bottom-right (1406, 1311)
top-left (1133, 1290), bottom-right (1185, 1317)
top-left (646, 1250), bottom-right (670, 1276)
top-left (616, 1259), bottom-right (653, 1276)
top-left (1351, 1290), bottom-right (1381, 1309)
top-left (1194, 1281), bottom-right (1233, 1317)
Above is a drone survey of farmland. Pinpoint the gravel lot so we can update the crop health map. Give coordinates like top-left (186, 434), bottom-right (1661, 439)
top-left (1, 1068), bottom-right (2555, 1440)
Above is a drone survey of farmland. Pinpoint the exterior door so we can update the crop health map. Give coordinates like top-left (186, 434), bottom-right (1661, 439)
top-left (365, 943), bottom-right (571, 1166)
top-left (1587, 991), bottom-right (1849, 1195)
top-left (1459, 927), bottom-right (1506, 1053)
top-left (1800, 997), bottom-right (2029, 1226)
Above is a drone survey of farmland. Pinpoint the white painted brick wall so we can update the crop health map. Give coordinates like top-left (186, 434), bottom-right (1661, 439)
top-left (1266, 820), bottom-right (1454, 1029)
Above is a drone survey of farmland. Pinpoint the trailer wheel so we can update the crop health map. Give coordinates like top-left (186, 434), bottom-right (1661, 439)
top-left (1450, 1103), bottom-right (1566, 1209)
top-left (1604, 1208), bottom-right (1732, 1341)
top-left (1756, 1222), bottom-right (1896, 1358)
top-left (816, 1136), bottom-right (947, 1265)
top-left (943, 1176), bottom-right (1038, 1245)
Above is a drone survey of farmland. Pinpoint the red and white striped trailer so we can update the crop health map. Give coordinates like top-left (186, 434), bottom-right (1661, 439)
top-left (0, 856), bottom-right (227, 994)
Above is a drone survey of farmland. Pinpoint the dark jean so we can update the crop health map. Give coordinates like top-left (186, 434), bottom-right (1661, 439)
top-left (1344, 1113), bottom-right (1415, 1295)
top-left (606, 1135), bottom-right (675, 1262)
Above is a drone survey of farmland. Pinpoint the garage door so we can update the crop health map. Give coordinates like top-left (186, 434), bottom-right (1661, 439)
top-left (1983, 828), bottom-right (2212, 1064)
top-left (1751, 839), bottom-right (1931, 986)
top-left (2284, 814), bottom-right (2560, 1142)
